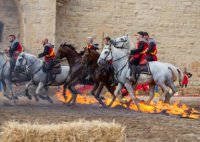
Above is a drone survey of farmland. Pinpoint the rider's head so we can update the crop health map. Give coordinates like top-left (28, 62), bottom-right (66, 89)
top-left (143, 32), bottom-right (149, 40)
top-left (104, 36), bottom-right (111, 45)
top-left (85, 37), bottom-right (93, 45)
top-left (42, 38), bottom-right (48, 46)
top-left (8, 35), bottom-right (16, 43)
top-left (134, 31), bottom-right (144, 41)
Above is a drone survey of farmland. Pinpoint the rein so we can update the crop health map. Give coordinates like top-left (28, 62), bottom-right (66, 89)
top-left (101, 46), bottom-right (129, 78)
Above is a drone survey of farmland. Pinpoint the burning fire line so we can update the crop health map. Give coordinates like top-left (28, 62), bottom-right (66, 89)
top-left (56, 89), bottom-right (200, 119)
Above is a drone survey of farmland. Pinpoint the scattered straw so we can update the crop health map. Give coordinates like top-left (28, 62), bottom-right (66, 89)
top-left (0, 120), bottom-right (125, 142)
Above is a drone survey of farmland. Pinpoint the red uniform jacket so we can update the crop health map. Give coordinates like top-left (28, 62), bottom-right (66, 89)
top-left (130, 39), bottom-right (148, 64)
top-left (146, 38), bottom-right (158, 61)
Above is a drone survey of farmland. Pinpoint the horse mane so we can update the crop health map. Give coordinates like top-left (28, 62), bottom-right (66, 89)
top-left (61, 42), bottom-right (79, 53)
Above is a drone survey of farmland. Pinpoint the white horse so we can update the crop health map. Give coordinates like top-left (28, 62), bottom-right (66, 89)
top-left (98, 37), bottom-right (183, 110)
top-left (0, 51), bottom-right (16, 101)
top-left (15, 52), bottom-right (70, 103)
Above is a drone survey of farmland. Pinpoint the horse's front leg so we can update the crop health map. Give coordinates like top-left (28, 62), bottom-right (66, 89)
top-left (36, 82), bottom-right (53, 104)
top-left (124, 81), bottom-right (141, 111)
top-left (2, 81), bottom-right (12, 100)
top-left (114, 83), bottom-right (123, 103)
top-left (105, 83), bottom-right (116, 108)
top-left (93, 82), bottom-right (106, 107)
top-left (4, 79), bottom-right (17, 103)
top-left (25, 80), bottom-right (34, 100)
top-left (146, 84), bottom-right (156, 104)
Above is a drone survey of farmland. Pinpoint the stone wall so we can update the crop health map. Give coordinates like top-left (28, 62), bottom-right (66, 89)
top-left (18, 0), bottom-right (56, 54)
top-left (0, 0), bottom-right (20, 49)
top-left (56, 0), bottom-right (200, 87)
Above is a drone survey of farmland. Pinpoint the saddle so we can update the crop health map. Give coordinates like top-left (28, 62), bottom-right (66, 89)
top-left (136, 63), bottom-right (151, 75)
top-left (133, 63), bottom-right (151, 82)
top-left (42, 63), bottom-right (61, 75)
top-left (51, 64), bottom-right (61, 75)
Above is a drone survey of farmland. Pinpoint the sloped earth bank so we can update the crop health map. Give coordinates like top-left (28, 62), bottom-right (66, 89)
top-left (0, 95), bottom-right (200, 142)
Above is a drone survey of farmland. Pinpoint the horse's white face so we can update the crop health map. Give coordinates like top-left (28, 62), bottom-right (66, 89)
top-left (15, 53), bottom-right (26, 71)
top-left (112, 36), bottom-right (129, 49)
top-left (97, 45), bottom-right (112, 65)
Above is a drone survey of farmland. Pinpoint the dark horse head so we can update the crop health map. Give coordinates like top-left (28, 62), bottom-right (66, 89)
top-left (55, 43), bottom-right (81, 66)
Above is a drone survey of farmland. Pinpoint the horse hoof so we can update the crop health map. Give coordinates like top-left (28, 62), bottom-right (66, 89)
top-left (35, 97), bottom-right (39, 102)
top-left (46, 96), bottom-right (53, 104)
top-left (14, 95), bottom-right (18, 100)
top-left (38, 95), bottom-right (46, 100)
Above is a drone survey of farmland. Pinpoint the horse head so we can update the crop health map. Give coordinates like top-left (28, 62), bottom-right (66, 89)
top-left (15, 52), bottom-right (27, 72)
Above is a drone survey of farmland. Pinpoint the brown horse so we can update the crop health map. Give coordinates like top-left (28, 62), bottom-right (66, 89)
top-left (55, 43), bottom-right (115, 107)
top-left (81, 48), bottom-right (116, 106)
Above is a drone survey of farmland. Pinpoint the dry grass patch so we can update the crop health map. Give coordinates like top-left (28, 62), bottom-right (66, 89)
top-left (0, 120), bottom-right (125, 142)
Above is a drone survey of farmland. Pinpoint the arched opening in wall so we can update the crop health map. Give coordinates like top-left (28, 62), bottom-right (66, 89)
top-left (0, 0), bottom-right (20, 49)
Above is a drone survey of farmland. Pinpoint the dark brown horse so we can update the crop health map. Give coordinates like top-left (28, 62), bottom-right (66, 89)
top-left (55, 43), bottom-right (115, 107)
top-left (81, 48), bottom-right (116, 106)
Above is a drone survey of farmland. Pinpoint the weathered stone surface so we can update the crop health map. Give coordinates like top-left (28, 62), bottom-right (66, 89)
top-left (1, 0), bottom-right (200, 91)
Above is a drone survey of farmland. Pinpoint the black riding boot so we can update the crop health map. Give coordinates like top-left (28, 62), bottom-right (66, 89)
top-left (130, 65), bottom-right (137, 84)
top-left (47, 71), bottom-right (53, 84)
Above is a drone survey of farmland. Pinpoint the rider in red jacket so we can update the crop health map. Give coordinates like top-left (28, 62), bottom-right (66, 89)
top-left (38, 38), bottom-right (55, 83)
top-left (129, 31), bottom-right (148, 83)
top-left (143, 32), bottom-right (158, 61)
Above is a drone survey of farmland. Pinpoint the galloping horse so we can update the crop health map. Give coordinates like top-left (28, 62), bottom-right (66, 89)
top-left (81, 48), bottom-right (116, 106)
top-left (15, 52), bottom-right (70, 103)
top-left (0, 51), bottom-right (31, 102)
top-left (0, 51), bottom-right (16, 101)
top-left (55, 43), bottom-right (116, 107)
top-left (98, 36), bottom-right (183, 111)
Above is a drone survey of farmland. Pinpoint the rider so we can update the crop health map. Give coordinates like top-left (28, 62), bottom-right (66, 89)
top-left (143, 32), bottom-right (158, 61)
top-left (38, 38), bottom-right (55, 83)
top-left (79, 37), bottom-right (99, 55)
top-left (6, 34), bottom-right (23, 80)
top-left (129, 31), bottom-right (149, 83)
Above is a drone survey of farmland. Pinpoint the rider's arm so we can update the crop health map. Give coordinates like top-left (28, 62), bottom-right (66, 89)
top-left (9, 42), bottom-right (19, 53)
top-left (187, 72), bottom-right (192, 78)
top-left (38, 46), bottom-right (49, 58)
top-left (146, 42), bottom-right (155, 53)
top-left (130, 42), bottom-right (145, 55)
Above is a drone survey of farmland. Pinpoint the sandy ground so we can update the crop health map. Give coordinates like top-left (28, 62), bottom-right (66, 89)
top-left (0, 92), bottom-right (200, 142)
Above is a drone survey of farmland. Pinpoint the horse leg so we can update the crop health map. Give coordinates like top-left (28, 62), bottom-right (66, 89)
top-left (114, 83), bottom-right (125, 106)
top-left (93, 82), bottom-right (106, 107)
top-left (105, 83), bottom-right (116, 108)
top-left (146, 84), bottom-right (156, 104)
top-left (164, 83), bottom-right (177, 103)
top-left (36, 82), bottom-right (53, 104)
top-left (4, 79), bottom-right (17, 103)
top-left (96, 82), bottom-right (104, 98)
top-left (63, 82), bottom-right (68, 101)
top-left (25, 80), bottom-right (33, 100)
top-left (124, 82), bottom-right (141, 111)
top-left (2, 81), bottom-right (12, 100)
top-left (158, 83), bottom-right (169, 103)
top-left (90, 82), bottom-right (99, 97)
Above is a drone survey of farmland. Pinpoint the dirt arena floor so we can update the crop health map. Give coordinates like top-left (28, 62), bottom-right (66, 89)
top-left (0, 90), bottom-right (200, 142)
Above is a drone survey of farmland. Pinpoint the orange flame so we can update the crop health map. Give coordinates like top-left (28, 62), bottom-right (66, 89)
top-left (56, 89), bottom-right (199, 119)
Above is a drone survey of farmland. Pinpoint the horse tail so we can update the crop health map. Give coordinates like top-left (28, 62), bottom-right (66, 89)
top-left (168, 67), bottom-right (183, 87)
top-left (168, 67), bottom-right (177, 82)
top-left (177, 68), bottom-right (183, 87)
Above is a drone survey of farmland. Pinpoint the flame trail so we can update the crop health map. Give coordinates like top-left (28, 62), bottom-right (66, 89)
top-left (56, 89), bottom-right (199, 119)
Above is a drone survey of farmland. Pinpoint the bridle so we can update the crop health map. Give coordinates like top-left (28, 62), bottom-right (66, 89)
top-left (100, 44), bottom-right (129, 77)
top-left (110, 36), bottom-right (129, 49)
top-left (16, 55), bottom-right (39, 75)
